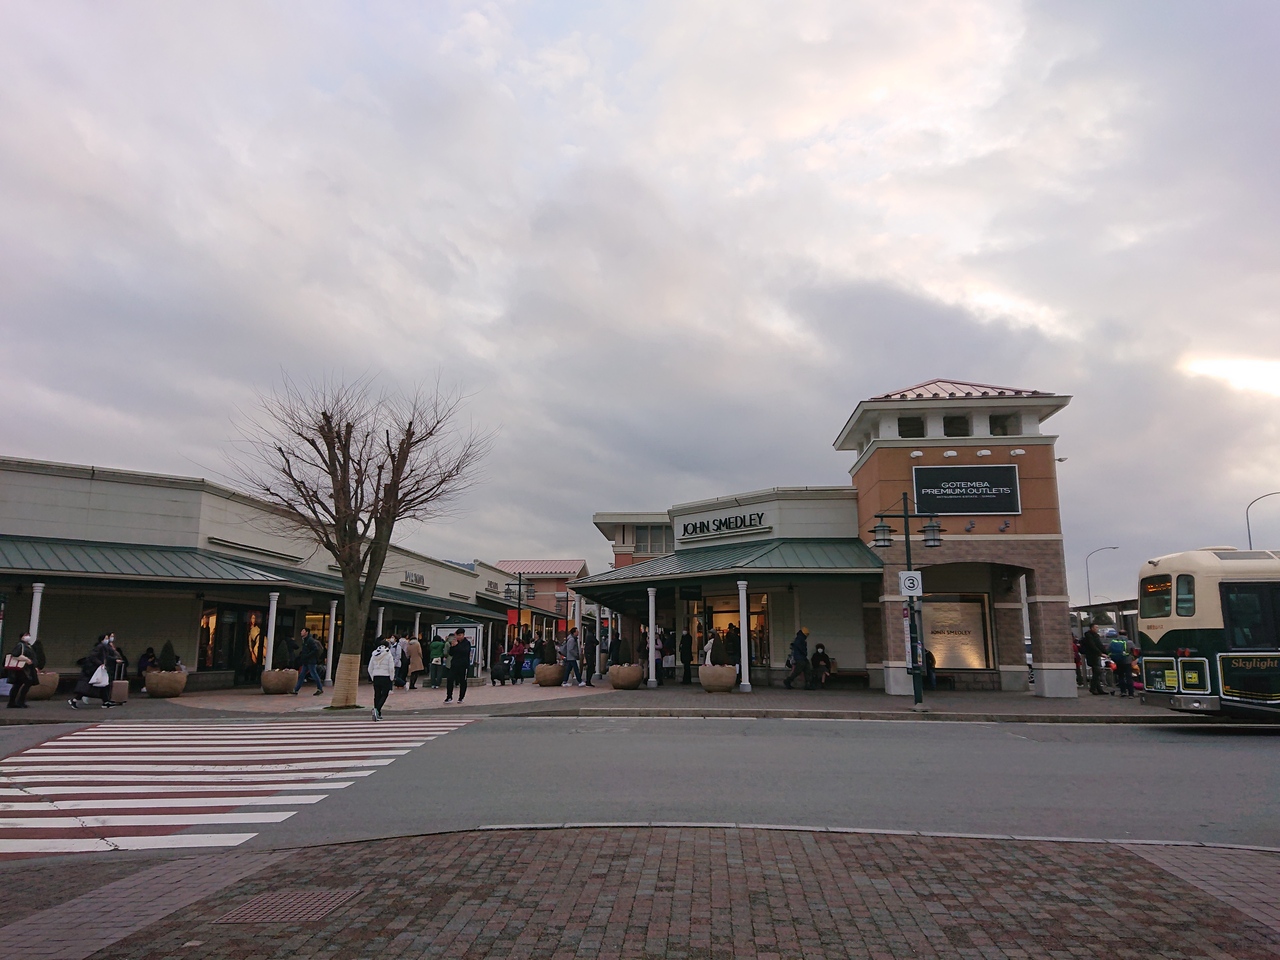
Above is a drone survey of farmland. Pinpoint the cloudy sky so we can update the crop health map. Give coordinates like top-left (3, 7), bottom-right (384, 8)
top-left (3, 1), bottom-right (1279, 603)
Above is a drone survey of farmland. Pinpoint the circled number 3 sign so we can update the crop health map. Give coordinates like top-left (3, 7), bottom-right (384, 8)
top-left (899, 571), bottom-right (923, 597)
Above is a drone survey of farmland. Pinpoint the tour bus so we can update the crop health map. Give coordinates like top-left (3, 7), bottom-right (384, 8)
top-left (1138, 547), bottom-right (1280, 719)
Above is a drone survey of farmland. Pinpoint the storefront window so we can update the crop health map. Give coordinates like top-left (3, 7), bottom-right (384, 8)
top-left (920, 594), bottom-right (992, 669)
top-left (634, 525), bottom-right (674, 555)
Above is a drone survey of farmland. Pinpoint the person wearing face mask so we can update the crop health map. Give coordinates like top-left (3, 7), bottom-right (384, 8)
top-left (5, 632), bottom-right (39, 709)
top-left (810, 643), bottom-right (832, 689)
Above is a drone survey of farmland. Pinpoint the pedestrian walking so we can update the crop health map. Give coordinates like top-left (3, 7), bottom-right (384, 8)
top-left (428, 633), bottom-right (447, 688)
top-left (291, 628), bottom-right (325, 695)
top-left (406, 634), bottom-right (425, 689)
top-left (444, 628), bottom-right (471, 703)
top-left (1081, 624), bottom-right (1108, 695)
top-left (782, 628), bottom-right (811, 689)
top-left (70, 633), bottom-right (122, 709)
top-left (367, 638), bottom-right (395, 721)
top-left (5, 631), bottom-right (39, 709)
top-left (1110, 629), bottom-right (1136, 698)
top-left (679, 630), bottom-right (694, 684)
top-left (561, 627), bottom-right (584, 686)
top-left (390, 634), bottom-right (409, 689)
top-left (508, 635), bottom-right (526, 683)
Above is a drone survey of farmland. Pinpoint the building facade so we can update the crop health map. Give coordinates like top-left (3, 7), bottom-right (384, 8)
top-left (572, 380), bottom-right (1076, 697)
top-left (0, 456), bottom-right (514, 686)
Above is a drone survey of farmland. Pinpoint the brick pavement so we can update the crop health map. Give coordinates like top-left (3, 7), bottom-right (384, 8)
top-left (1125, 843), bottom-right (1280, 936)
top-left (67, 828), bottom-right (1280, 960)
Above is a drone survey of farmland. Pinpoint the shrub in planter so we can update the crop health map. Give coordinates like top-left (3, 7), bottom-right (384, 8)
top-left (261, 668), bottom-right (299, 694)
top-left (534, 663), bottom-right (563, 687)
top-left (26, 670), bottom-right (60, 701)
top-left (145, 640), bottom-right (188, 698)
top-left (608, 663), bottom-right (644, 689)
top-left (698, 664), bottom-right (737, 692)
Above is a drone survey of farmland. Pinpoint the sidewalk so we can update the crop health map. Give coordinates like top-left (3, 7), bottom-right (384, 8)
top-left (2, 677), bottom-right (1229, 724)
top-left (4, 826), bottom-right (1278, 959)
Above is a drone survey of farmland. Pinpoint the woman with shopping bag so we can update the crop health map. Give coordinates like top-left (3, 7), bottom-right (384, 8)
top-left (70, 633), bottom-right (123, 709)
top-left (5, 631), bottom-right (39, 709)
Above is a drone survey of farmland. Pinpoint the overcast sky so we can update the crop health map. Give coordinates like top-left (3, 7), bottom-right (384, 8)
top-left (3, 1), bottom-right (1279, 604)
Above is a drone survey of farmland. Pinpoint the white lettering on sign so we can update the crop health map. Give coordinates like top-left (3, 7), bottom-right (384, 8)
top-left (680, 512), bottom-right (766, 539)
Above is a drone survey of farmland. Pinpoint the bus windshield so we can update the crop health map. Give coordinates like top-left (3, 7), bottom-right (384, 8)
top-left (1140, 575), bottom-right (1172, 618)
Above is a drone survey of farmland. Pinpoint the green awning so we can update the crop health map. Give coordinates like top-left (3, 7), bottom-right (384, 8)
top-left (0, 535), bottom-right (506, 621)
top-left (570, 538), bottom-right (882, 603)
top-left (0, 535), bottom-right (284, 583)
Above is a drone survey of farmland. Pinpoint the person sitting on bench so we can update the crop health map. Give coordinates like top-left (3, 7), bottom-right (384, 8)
top-left (810, 643), bottom-right (831, 688)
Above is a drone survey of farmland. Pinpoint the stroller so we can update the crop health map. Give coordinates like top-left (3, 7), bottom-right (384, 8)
top-left (491, 653), bottom-right (514, 685)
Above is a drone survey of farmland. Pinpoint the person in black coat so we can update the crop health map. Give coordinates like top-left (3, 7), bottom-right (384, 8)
top-left (679, 630), bottom-right (694, 685)
top-left (1081, 624), bottom-right (1108, 695)
top-left (6, 632), bottom-right (39, 708)
top-left (71, 633), bottom-right (122, 709)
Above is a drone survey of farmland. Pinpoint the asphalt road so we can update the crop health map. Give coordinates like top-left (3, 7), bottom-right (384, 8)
top-left (254, 717), bottom-right (1280, 849)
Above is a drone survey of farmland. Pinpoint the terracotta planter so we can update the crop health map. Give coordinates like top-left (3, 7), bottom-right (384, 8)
top-left (25, 670), bottom-right (60, 701)
top-left (534, 663), bottom-right (563, 687)
top-left (698, 664), bottom-right (738, 692)
top-left (609, 663), bottom-right (644, 690)
top-left (261, 669), bottom-right (299, 694)
top-left (144, 670), bottom-right (187, 698)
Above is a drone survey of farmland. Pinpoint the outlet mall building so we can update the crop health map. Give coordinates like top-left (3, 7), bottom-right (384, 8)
top-left (572, 380), bottom-right (1077, 697)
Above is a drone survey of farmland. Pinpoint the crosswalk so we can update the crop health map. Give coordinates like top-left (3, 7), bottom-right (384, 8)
top-left (0, 718), bottom-right (472, 857)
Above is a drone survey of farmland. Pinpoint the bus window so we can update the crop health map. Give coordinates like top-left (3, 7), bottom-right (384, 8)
top-left (1176, 575), bottom-right (1195, 617)
top-left (1140, 576), bottom-right (1172, 618)
top-left (1221, 583), bottom-right (1278, 649)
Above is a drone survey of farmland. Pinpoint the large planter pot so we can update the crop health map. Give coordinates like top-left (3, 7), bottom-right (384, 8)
top-left (144, 670), bottom-right (187, 698)
top-left (26, 670), bottom-right (60, 701)
top-left (261, 669), bottom-right (298, 695)
top-left (609, 663), bottom-right (644, 690)
top-left (534, 663), bottom-right (563, 687)
top-left (699, 664), bottom-right (738, 693)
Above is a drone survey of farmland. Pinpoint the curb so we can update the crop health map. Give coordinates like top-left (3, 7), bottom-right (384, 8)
top-left (500, 706), bottom-right (1232, 724)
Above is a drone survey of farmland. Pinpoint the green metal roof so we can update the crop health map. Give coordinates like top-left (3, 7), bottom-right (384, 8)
top-left (571, 537), bottom-right (882, 594)
top-left (0, 535), bottom-right (284, 583)
top-left (0, 535), bottom-right (506, 621)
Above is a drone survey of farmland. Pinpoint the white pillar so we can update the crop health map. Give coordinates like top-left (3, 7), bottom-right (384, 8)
top-left (737, 580), bottom-right (752, 692)
top-left (647, 587), bottom-right (658, 688)
top-left (325, 599), bottom-right (338, 682)
top-left (264, 591), bottom-right (280, 671)
top-left (413, 611), bottom-right (421, 639)
top-left (28, 582), bottom-right (45, 641)
top-left (375, 606), bottom-right (385, 639)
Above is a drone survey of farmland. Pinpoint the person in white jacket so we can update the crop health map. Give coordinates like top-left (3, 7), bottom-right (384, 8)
top-left (367, 638), bottom-right (396, 721)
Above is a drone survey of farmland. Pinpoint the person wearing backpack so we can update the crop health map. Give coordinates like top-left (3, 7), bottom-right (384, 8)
top-left (367, 638), bottom-right (395, 721)
top-left (292, 628), bottom-right (324, 695)
top-left (1109, 629), bottom-right (1135, 698)
top-left (428, 633), bottom-right (448, 688)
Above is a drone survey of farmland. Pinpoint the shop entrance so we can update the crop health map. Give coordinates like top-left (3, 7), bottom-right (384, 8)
top-left (682, 593), bottom-right (770, 668)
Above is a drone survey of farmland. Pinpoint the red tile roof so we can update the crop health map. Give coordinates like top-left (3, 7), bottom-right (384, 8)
top-left (870, 379), bottom-right (1047, 400)
top-left (496, 559), bottom-right (589, 577)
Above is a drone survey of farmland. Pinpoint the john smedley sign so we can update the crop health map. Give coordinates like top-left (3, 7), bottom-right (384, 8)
top-left (680, 511), bottom-right (766, 540)
top-left (913, 465), bottom-right (1021, 516)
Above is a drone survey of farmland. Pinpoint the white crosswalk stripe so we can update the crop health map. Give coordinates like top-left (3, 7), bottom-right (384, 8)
top-left (0, 718), bottom-right (472, 856)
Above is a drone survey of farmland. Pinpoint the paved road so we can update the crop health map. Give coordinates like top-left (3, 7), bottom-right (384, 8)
top-left (4, 717), bottom-right (1278, 856)
top-left (259, 717), bottom-right (1280, 848)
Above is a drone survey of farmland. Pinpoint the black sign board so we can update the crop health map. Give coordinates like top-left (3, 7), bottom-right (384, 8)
top-left (913, 465), bottom-right (1021, 515)
top-left (679, 585), bottom-right (702, 601)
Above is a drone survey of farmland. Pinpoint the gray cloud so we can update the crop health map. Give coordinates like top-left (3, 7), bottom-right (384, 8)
top-left (3, 0), bottom-right (1279, 602)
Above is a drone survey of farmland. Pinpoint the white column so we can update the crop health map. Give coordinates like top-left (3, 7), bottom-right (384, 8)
top-left (375, 606), bottom-right (385, 639)
top-left (325, 599), bottom-right (338, 682)
top-left (737, 580), bottom-right (752, 692)
top-left (647, 587), bottom-right (658, 688)
top-left (28, 582), bottom-right (45, 641)
top-left (413, 611), bottom-right (421, 639)
top-left (264, 591), bottom-right (280, 671)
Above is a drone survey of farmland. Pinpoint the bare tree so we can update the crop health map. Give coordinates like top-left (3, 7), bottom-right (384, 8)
top-left (235, 375), bottom-right (489, 708)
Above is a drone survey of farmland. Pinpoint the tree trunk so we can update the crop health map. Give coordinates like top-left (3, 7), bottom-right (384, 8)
top-left (329, 652), bottom-right (363, 708)
top-left (328, 586), bottom-right (372, 709)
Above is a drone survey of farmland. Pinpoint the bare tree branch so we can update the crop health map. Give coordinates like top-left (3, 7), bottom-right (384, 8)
top-left (228, 373), bottom-right (492, 707)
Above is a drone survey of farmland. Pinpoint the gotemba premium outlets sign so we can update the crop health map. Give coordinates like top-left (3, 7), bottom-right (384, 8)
top-left (679, 511), bottom-right (770, 541)
top-left (913, 465), bottom-right (1021, 515)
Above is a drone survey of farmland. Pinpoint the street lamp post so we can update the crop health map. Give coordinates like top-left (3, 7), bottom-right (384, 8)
top-left (504, 573), bottom-right (536, 653)
top-left (1084, 546), bottom-right (1118, 609)
top-left (870, 492), bottom-right (942, 706)
top-left (1246, 492), bottom-right (1280, 549)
